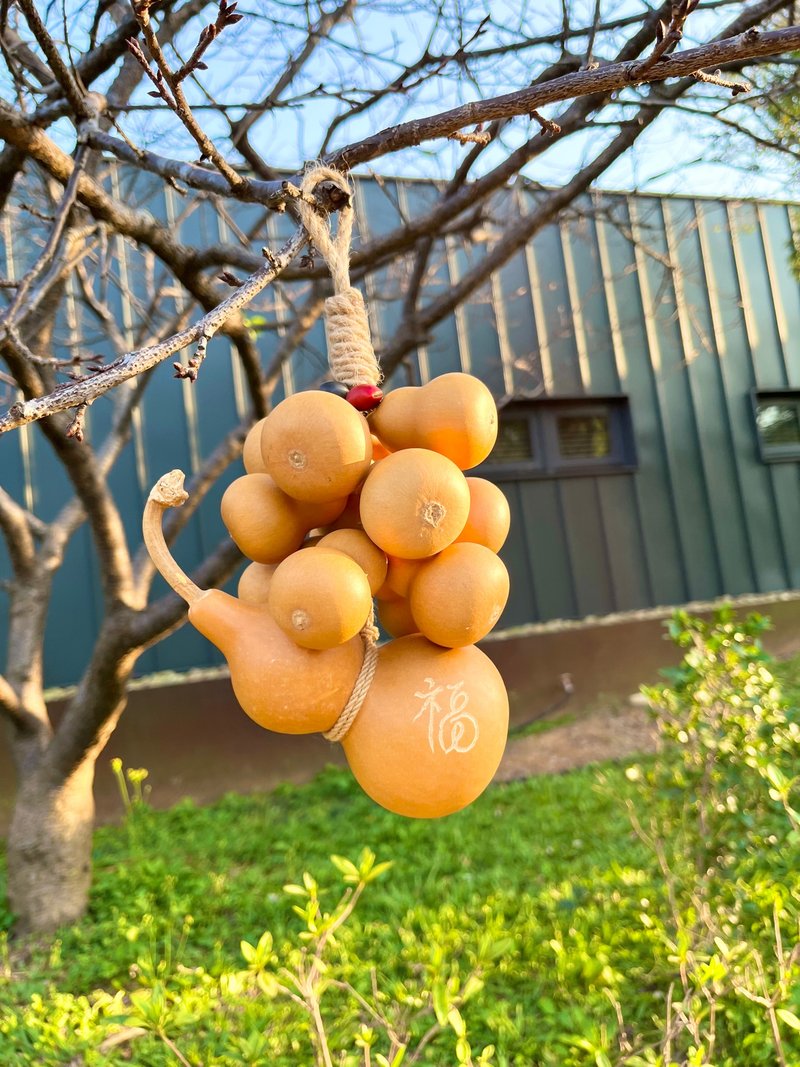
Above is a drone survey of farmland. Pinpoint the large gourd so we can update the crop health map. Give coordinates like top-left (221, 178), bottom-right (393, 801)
top-left (342, 635), bottom-right (508, 818)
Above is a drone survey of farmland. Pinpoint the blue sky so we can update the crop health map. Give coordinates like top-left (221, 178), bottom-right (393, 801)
top-left (7, 0), bottom-right (797, 201)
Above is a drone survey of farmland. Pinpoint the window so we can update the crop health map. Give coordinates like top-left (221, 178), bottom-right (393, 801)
top-left (479, 395), bottom-right (636, 479)
top-left (753, 391), bottom-right (800, 462)
top-left (490, 417), bottom-right (535, 463)
top-left (556, 414), bottom-right (611, 459)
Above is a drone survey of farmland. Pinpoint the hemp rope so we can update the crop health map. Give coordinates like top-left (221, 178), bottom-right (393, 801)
top-left (296, 165), bottom-right (382, 742)
top-left (295, 165), bottom-right (381, 389)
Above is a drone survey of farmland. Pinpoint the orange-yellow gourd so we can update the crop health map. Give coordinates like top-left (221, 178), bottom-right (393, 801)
top-left (317, 529), bottom-right (388, 594)
top-left (369, 373), bottom-right (498, 470)
top-left (325, 489), bottom-right (364, 532)
top-left (238, 562), bottom-right (277, 604)
top-left (221, 474), bottom-right (307, 563)
top-left (409, 542), bottom-right (509, 648)
top-left (342, 635), bottom-right (508, 817)
top-left (221, 474), bottom-right (347, 564)
top-left (377, 597), bottom-right (418, 638)
top-left (261, 391), bottom-right (372, 502)
top-left (370, 434), bottom-right (392, 461)
top-left (359, 448), bottom-right (470, 559)
top-left (454, 478), bottom-right (511, 553)
top-left (243, 418), bottom-right (268, 474)
top-left (189, 589), bottom-right (362, 733)
top-left (384, 555), bottom-right (425, 599)
top-left (294, 495), bottom-right (349, 528)
top-left (268, 547), bottom-right (372, 650)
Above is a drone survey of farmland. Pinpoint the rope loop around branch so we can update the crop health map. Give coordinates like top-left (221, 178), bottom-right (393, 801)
top-left (296, 164), bottom-right (382, 389)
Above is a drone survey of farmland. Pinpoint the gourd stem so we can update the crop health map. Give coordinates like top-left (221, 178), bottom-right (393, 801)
top-left (142, 470), bottom-right (203, 605)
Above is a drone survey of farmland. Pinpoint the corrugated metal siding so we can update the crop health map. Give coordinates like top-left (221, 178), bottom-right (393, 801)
top-left (1, 176), bottom-right (799, 687)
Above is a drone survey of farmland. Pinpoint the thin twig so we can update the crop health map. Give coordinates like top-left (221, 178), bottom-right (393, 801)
top-left (0, 226), bottom-right (307, 434)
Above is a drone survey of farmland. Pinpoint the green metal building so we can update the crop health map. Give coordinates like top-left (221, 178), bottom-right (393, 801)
top-left (1, 174), bottom-right (799, 687)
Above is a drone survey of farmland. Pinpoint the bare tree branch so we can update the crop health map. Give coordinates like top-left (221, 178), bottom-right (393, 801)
top-left (330, 26), bottom-right (800, 169)
top-left (0, 226), bottom-right (306, 433)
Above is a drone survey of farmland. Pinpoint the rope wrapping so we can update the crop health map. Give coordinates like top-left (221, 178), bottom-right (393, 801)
top-left (324, 288), bottom-right (381, 388)
top-left (296, 164), bottom-right (383, 742)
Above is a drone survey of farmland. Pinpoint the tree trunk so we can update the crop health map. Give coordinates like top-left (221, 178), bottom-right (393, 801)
top-left (6, 757), bottom-right (95, 933)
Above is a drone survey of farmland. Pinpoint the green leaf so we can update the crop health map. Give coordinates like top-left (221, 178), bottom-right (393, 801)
top-left (283, 883), bottom-right (307, 896)
top-left (766, 764), bottom-right (789, 791)
top-left (777, 1008), bottom-right (800, 1031)
top-left (330, 854), bottom-right (360, 882)
top-left (365, 860), bottom-right (394, 883)
top-left (448, 1007), bottom-right (466, 1038)
top-left (240, 940), bottom-right (256, 963)
top-left (432, 980), bottom-right (449, 1026)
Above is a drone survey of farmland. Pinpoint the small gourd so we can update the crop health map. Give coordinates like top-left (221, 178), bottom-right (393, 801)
top-left (238, 562), bottom-right (277, 604)
top-left (268, 547), bottom-right (372, 650)
top-left (261, 390), bottom-right (372, 502)
top-left (376, 597), bottom-right (418, 638)
top-left (317, 528), bottom-right (388, 594)
top-left (369, 373), bottom-right (498, 470)
top-left (342, 635), bottom-right (508, 818)
top-left (384, 555), bottom-right (425, 599)
top-left (370, 434), bottom-right (392, 461)
top-left (243, 418), bottom-right (268, 474)
top-left (359, 448), bottom-right (470, 559)
top-left (454, 477), bottom-right (511, 553)
top-left (221, 474), bottom-right (347, 564)
top-left (409, 542), bottom-right (509, 648)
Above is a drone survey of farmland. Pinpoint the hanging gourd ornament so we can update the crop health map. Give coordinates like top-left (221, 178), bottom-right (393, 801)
top-left (142, 166), bottom-right (512, 820)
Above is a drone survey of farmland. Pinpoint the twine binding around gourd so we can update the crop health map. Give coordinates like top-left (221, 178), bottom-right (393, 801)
top-left (297, 164), bottom-right (382, 743)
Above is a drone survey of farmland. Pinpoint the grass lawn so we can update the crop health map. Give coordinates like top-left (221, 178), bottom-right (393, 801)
top-left (0, 631), bottom-right (798, 1066)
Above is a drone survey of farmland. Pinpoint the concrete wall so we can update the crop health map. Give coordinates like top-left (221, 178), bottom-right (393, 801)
top-left (2, 593), bottom-right (798, 836)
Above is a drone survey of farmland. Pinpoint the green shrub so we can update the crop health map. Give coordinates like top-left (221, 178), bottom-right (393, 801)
top-left (0, 608), bottom-right (798, 1065)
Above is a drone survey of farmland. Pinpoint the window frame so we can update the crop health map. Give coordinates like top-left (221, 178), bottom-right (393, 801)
top-left (751, 389), bottom-right (800, 464)
top-left (477, 394), bottom-right (637, 480)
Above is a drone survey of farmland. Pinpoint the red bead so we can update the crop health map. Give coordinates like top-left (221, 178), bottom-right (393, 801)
top-left (346, 384), bottom-right (383, 412)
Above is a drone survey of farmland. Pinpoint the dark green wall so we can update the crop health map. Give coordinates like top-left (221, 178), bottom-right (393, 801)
top-left (1, 175), bottom-right (799, 686)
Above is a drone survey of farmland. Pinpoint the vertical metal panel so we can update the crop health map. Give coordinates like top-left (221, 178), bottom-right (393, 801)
top-left (400, 183), bottom-right (461, 381)
top-left (629, 197), bottom-right (721, 601)
top-left (516, 479), bottom-right (578, 621)
top-left (663, 198), bottom-right (756, 595)
top-left (595, 201), bottom-right (688, 605)
top-left (561, 209), bottom-right (619, 394)
top-left (559, 479), bottom-right (616, 616)
top-left (356, 178), bottom-right (420, 390)
top-left (497, 187), bottom-right (543, 394)
top-left (494, 479), bottom-right (539, 628)
top-left (727, 201), bottom-right (796, 590)
top-left (758, 204), bottom-right (800, 387)
top-left (529, 223), bottom-right (582, 393)
top-left (596, 476), bottom-right (653, 610)
top-left (446, 205), bottom-right (506, 396)
top-left (695, 200), bottom-right (792, 593)
top-left (729, 202), bottom-right (788, 386)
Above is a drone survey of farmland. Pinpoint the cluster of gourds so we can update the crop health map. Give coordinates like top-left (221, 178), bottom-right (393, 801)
top-left (145, 372), bottom-right (511, 818)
